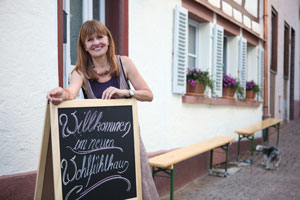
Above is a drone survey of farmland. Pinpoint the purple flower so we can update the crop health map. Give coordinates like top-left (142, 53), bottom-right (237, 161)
top-left (223, 74), bottom-right (238, 88)
top-left (246, 80), bottom-right (256, 89)
top-left (191, 80), bottom-right (196, 87)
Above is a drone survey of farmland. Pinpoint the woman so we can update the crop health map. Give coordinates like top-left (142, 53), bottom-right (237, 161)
top-left (47, 20), bottom-right (159, 200)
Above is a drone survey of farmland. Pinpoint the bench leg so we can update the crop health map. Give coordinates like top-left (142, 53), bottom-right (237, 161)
top-left (225, 143), bottom-right (229, 174)
top-left (151, 166), bottom-right (174, 200)
top-left (170, 167), bottom-right (174, 200)
top-left (209, 149), bottom-right (213, 174)
top-left (237, 135), bottom-right (241, 162)
top-left (209, 144), bottom-right (229, 177)
top-left (276, 123), bottom-right (280, 147)
top-left (250, 135), bottom-right (254, 164)
top-left (263, 128), bottom-right (269, 144)
top-left (237, 134), bottom-right (254, 164)
top-left (264, 123), bottom-right (280, 147)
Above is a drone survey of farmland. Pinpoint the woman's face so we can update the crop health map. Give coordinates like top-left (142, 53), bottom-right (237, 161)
top-left (84, 32), bottom-right (109, 58)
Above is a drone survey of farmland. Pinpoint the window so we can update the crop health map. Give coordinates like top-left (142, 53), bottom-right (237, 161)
top-left (69, 0), bottom-right (83, 66)
top-left (225, 36), bottom-right (239, 78)
top-left (63, 0), bottom-right (105, 89)
top-left (247, 45), bottom-right (258, 84)
top-left (68, 0), bottom-right (105, 66)
top-left (223, 37), bottom-right (227, 75)
top-left (289, 28), bottom-right (295, 119)
top-left (283, 22), bottom-right (290, 79)
top-left (188, 20), bottom-right (199, 70)
top-left (270, 7), bottom-right (278, 72)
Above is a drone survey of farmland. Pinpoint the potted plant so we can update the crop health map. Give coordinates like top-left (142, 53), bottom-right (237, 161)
top-left (186, 68), bottom-right (214, 96)
top-left (246, 80), bottom-right (260, 101)
top-left (222, 74), bottom-right (244, 99)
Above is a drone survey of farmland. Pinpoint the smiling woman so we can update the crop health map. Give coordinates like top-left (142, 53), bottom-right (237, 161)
top-left (48, 20), bottom-right (153, 103)
top-left (85, 33), bottom-right (109, 58)
top-left (47, 19), bottom-right (158, 200)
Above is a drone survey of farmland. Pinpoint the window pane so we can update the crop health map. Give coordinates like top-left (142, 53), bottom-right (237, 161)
top-left (223, 37), bottom-right (227, 74)
top-left (188, 25), bottom-right (196, 54)
top-left (93, 0), bottom-right (100, 20)
top-left (188, 56), bottom-right (196, 70)
top-left (70, 0), bottom-right (82, 65)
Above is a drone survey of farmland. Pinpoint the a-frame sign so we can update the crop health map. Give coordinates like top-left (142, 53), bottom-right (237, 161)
top-left (34, 99), bottom-right (142, 200)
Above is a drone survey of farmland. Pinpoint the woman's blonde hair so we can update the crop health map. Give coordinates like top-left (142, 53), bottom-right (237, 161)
top-left (73, 20), bottom-right (120, 88)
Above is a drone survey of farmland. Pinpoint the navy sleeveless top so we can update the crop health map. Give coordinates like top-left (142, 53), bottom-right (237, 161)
top-left (89, 76), bottom-right (120, 98)
top-left (83, 56), bottom-right (130, 99)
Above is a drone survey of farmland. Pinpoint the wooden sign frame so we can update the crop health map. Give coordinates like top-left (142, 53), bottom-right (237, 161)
top-left (34, 99), bottom-right (142, 200)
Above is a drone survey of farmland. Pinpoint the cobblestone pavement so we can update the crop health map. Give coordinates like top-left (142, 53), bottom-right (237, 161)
top-left (161, 119), bottom-right (300, 200)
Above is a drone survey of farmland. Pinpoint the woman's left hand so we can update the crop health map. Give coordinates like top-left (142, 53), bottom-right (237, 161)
top-left (102, 86), bottom-right (129, 99)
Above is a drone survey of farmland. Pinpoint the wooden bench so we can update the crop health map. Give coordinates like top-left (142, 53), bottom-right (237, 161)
top-left (235, 118), bottom-right (282, 164)
top-left (149, 136), bottom-right (234, 200)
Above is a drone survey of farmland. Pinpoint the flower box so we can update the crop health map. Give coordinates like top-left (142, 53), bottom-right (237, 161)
top-left (222, 87), bottom-right (235, 99)
top-left (246, 89), bottom-right (256, 101)
top-left (222, 74), bottom-right (243, 100)
top-left (186, 68), bottom-right (213, 97)
top-left (186, 82), bottom-right (206, 96)
top-left (246, 80), bottom-right (260, 101)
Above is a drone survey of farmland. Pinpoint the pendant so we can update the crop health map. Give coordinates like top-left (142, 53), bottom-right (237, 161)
top-left (93, 68), bottom-right (110, 76)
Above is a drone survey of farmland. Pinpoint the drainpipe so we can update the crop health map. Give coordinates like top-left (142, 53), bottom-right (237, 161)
top-left (263, 0), bottom-right (269, 119)
top-left (262, 0), bottom-right (269, 142)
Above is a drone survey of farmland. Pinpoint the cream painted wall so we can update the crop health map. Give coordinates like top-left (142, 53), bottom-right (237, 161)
top-left (0, 0), bottom-right (269, 177)
top-left (129, 0), bottom-right (263, 152)
top-left (244, 0), bottom-right (258, 17)
top-left (268, 0), bottom-right (300, 119)
top-left (0, 0), bottom-right (58, 175)
top-left (129, 0), bottom-right (181, 151)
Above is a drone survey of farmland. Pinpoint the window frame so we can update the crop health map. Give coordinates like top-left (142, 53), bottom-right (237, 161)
top-left (270, 7), bottom-right (278, 73)
top-left (283, 22), bottom-right (290, 80)
top-left (179, 3), bottom-right (262, 106)
top-left (188, 19), bottom-right (199, 70)
top-left (223, 36), bottom-right (228, 75)
top-left (63, 0), bottom-right (105, 89)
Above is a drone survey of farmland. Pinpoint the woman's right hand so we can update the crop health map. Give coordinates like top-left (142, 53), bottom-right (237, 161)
top-left (47, 87), bottom-right (65, 105)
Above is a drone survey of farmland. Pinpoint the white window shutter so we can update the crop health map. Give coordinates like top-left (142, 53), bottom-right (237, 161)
top-left (257, 47), bottom-right (264, 102)
top-left (212, 24), bottom-right (224, 97)
top-left (239, 37), bottom-right (247, 99)
top-left (172, 5), bottom-right (188, 95)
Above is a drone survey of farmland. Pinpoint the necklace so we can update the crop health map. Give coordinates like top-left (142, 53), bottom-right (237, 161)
top-left (92, 64), bottom-right (110, 76)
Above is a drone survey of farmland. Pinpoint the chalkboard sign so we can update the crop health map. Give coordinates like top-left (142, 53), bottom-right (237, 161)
top-left (35, 99), bottom-right (142, 200)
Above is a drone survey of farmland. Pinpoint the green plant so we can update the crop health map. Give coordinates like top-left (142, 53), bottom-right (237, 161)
top-left (223, 74), bottom-right (244, 98)
top-left (187, 68), bottom-right (214, 91)
top-left (246, 80), bottom-right (260, 93)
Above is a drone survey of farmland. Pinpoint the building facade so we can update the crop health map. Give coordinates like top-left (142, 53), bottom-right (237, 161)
top-left (267, 0), bottom-right (300, 121)
top-left (0, 0), bottom-right (299, 198)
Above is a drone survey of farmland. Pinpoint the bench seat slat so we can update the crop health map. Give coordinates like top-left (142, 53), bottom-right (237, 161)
top-left (235, 118), bottom-right (282, 136)
top-left (149, 136), bottom-right (234, 168)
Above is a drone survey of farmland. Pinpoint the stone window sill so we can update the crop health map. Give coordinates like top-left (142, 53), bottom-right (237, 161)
top-left (182, 95), bottom-right (260, 107)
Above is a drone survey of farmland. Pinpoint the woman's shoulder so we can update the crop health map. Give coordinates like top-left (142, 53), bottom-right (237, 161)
top-left (71, 69), bottom-right (85, 80)
top-left (119, 56), bottom-right (136, 68)
top-left (120, 55), bottom-right (130, 64)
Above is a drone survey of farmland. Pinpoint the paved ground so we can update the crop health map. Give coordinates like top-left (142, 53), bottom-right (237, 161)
top-left (161, 118), bottom-right (300, 200)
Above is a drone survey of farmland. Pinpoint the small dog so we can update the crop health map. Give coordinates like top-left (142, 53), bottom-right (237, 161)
top-left (256, 145), bottom-right (281, 170)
